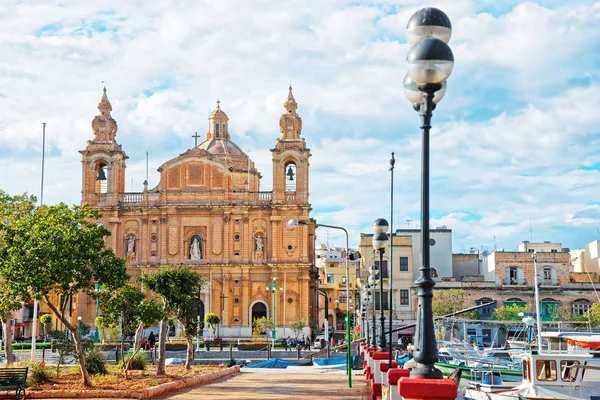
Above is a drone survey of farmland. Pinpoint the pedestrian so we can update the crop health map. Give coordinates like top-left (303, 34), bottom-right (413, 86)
top-left (286, 336), bottom-right (292, 351)
top-left (148, 331), bottom-right (156, 349)
top-left (330, 336), bottom-right (335, 347)
top-left (305, 336), bottom-right (310, 348)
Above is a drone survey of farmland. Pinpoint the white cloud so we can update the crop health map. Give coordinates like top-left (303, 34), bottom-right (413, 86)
top-left (1, 0), bottom-right (600, 253)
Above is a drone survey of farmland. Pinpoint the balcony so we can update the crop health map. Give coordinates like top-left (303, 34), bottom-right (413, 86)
top-left (94, 191), bottom-right (276, 207)
top-left (503, 278), bottom-right (527, 286)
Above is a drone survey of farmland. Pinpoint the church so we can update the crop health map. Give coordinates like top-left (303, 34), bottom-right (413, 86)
top-left (77, 87), bottom-right (317, 338)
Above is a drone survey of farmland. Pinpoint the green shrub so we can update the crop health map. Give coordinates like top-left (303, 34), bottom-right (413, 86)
top-left (26, 362), bottom-right (51, 384)
top-left (12, 343), bottom-right (52, 351)
top-left (123, 352), bottom-right (147, 370)
top-left (85, 350), bottom-right (107, 375)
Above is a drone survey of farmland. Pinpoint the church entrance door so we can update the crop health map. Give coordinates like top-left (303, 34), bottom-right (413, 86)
top-left (251, 302), bottom-right (268, 333)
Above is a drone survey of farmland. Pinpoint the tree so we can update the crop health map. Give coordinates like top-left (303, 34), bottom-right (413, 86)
top-left (40, 314), bottom-right (52, 342)
top-left (100, 284), bottom-right (163, 378)
top-left (289, 319), bottom-right (306, 339)
top-left (0, 203), bottom-right (128, 387)
top-left (491, 303), bottom-right (532, 322)
top-left (205, 313), bottom-right (221, 339)
top-left (95, 316), bottom-right (108, 344)
top-left (588, 303), bottom-right (600, 327)
top-left (252, 316), bottom-right (271, 339)
top-left (0, 190), bottom-right (37, 366)
top-left (142, 268), bottom-right (205, 373)
top-left (432, 289), bottom-right (475, 318)
top-left (48, 329), bottom-right (75, 378)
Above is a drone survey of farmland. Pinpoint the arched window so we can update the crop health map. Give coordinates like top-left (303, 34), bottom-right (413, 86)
top-left (504, 267), bottom-right (524, 285)
top-left (505, 298), bottom-right (525, 307)
top-left (541, 298), bottom-right (560, 319)
top-left (189, 235), bottom-right (203, 260)
top-left (285, 162), bottom-right (296, 192)
top-left (573, 299), bottom-right (591, 316)
top-left (96, 163), bottom-right (108, 194)
top-left (475, 298), bottom-right (496, 320)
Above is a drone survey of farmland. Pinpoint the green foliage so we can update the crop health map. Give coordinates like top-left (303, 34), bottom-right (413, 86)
top-left (11, 343), bottom-right (52, 350)
top-left (123, 352), bottom-right (148, 370)
top-left (40, 314), bottom-right (52, 326)
top-left (205, 313), bottom-right (221, 337)
top-left (491, 303), bottom-right (532, 321)
top-left (101, 285), bottom-right (153, 338)
top-left (48, 329), bottom-right (76, 378)
top-left (85, 349), bottom-right (107, 375)
top-left (0, 202), bottom-right (128, 385)
top-left (252, 316), bottom-right (271, 337)
top-left (100, 284), bottom-right (163, 375)
top-left (289, 319), bottom-right (306, 339)
top-left (141, 267), bottom-right (205, 370)
top-left (588, 303), bottom-right (600, 327)
top-left (25, 362), bottom-right (51, 384)
top-left (432, 289), bottom-right (477, 319)
top-left (0, 203), bottom-right (128, 304)
top-left (95, 316), bottom-right (107, 329)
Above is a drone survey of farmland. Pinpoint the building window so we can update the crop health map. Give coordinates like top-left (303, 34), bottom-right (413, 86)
top-left (505, 267), bottom-right (523, 285)
top-left (375, 260), bottom-right (389, 279)
top-left (476, 298), bottom-right (496, 320)
top-left (400, 290), bottom-right (409, 305)
top-left (215, 123), bottom-right (220, 137)
top-left (330, 263), bottom-right (335, 269)
top-left (541, 267), bottom-right (556, 285)
top-left (342, 276), bottom-right (347, 283)
top-left (327, 274), bottom-right (334, 283)
top-left (573, 299), bottom-right (591, 316)
top-left (375, 295), bottom-right (389, 310)
top-left (505, 298), bottom-right (525, 307)
top-left (399, 257), bottom-right (409, 272)
top-left (541, 298), bottom-right (560, 318)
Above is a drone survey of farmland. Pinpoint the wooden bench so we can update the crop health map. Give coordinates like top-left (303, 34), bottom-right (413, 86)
top-left (0, 367), bottom-right (28, 400)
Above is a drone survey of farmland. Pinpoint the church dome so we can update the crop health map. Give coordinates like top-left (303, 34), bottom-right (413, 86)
top-left (198, 138), bottom-right (245, 156)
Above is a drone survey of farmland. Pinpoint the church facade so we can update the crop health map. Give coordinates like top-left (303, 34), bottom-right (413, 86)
top-left (77, 87), bottom-right (317, 338)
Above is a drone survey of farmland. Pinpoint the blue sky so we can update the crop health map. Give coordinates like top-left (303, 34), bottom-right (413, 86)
top-left (1, 0), bottom-right (600, 252)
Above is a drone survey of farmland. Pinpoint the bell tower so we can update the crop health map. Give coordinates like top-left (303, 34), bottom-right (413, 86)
top-left (271, 86), bottom-right (310, 204)
top-left (80, 87), bottom-right (127, 205)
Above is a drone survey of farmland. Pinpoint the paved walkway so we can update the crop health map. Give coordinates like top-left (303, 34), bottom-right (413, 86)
top-left (155, 368), bottom-right (370, 400)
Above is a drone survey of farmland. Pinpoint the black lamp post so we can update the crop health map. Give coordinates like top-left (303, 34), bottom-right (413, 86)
top-left (403, 7), bottom-right (454, 380)
top-left (372, 218), bottom-right (389, 350)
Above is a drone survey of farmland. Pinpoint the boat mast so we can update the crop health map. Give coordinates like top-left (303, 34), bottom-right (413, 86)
top-left (533, 252), bottom-right (543, 353)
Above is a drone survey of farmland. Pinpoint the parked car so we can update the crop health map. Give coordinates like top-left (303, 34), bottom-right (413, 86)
top-left (313, 334), bottom-right (326, 349)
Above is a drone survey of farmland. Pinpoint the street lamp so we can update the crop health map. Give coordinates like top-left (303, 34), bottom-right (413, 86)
top-left (265, 277), bottom-right (283, 341)
top-left (287, 219), bottom-right (353, 388)
top-left (367, 269), bottom-right (378, 347)
top-left (403, 7), bottom-right (454, 380)
top-left (372, 218), bottom-right (389, 350)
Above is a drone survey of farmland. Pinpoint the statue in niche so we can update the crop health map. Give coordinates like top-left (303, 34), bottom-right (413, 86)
top-left (190, 236), bottom-right (202, 260)
top-left (127, 236), bottom-right (136, 255)
top-left (255, 235), bottom-right (264, 253)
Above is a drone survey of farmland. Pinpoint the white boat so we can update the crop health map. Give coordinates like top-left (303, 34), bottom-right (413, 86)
top-left (462, 351), bottom-right (600, 399)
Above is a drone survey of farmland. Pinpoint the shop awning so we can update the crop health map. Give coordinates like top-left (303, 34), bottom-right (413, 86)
top-left (397, 327), bottom-right (415, 335)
